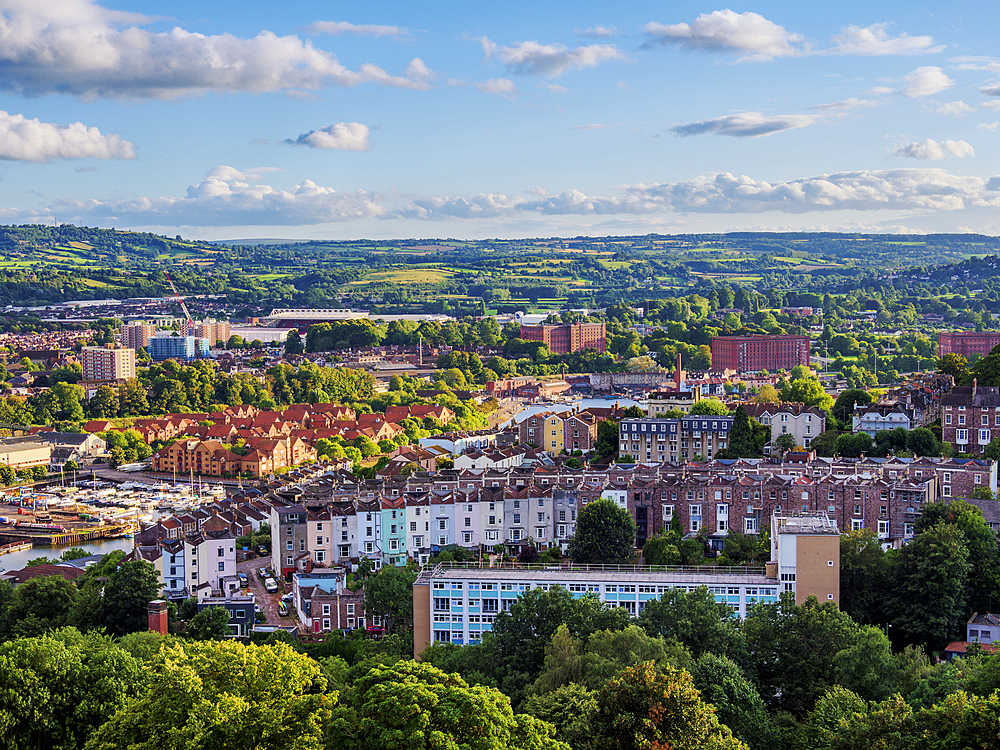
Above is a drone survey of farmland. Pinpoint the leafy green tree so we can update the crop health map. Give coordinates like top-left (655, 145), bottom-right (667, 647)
top-left (567, 498), bottom-right (636, 565)
top-left (906, 426), bottom-right (940, 456)
top-left (688, 653), bottom-right (773, 750)
top-left (642, 530), bottom-right (680, 566)
top-left (185, 605), bottom-right (232, 640)
top-left (719, 405), bottom-right (758, 459)
top-left (284, 330), bottom-right (304, 356)
top-left (773, 432), bottom-right (796, 453)
top-left (84, 640), bottom-right (329, 750)
top-left (832, 625), bottom-right (903, 701)
top-left (637, 586), bottom-right (741, 658)
top-left (915, 500), bottom-right (998, 615)
top-left (363, 565), bottom-right (417, 635)
top-left (839, 529), bottom-right (892, 626)
top-left (0, 628), bottom-right (144, 750)
top-left (689, 399), bottom-right (730, 416)
top-left (0, 464), bottom-right (14, 485)
top-left (594, 420), bottom-right (619, 458)
top-left (937, 352), bottom-right (970, 382)
top-left (89, 560), bottom-right (161, 636)
top-left (783, 376), bottom-right (834, 411)
top-left (522, 682), bottom-right (597, 748)
top-left (589, 661), bottom-right (746, 750)
top-left (1, 575), bottom-right (79, 638)
top-left (832, 388), bottom-right (872, 425)
top-left (336, 659), bottom-right (567, 750)
top-left (742, 594), bottom-right (860, 715)
top-left (891, 522), bottom-right (971, 648)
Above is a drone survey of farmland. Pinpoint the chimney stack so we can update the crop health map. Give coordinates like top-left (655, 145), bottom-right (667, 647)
top-left (148, 599), bottom-right (169, 635)
top-left (675, 353), bottom-right (683, 392)
top-left (973, 378), bottom-right (978, 402)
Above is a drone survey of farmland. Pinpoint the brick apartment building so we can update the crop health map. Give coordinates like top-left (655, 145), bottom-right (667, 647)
top-left (519, 321), bottom-right (606, 354)
top-left (711, 335), bottom-right (810, 372)
top-left (939, 331), bottom-right (1000, 358)
top-left (941, 382), bottom-right (1000, 455)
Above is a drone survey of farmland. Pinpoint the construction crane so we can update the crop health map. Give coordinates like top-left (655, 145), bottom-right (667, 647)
top-left (163, 270), bottom-right (193, 335)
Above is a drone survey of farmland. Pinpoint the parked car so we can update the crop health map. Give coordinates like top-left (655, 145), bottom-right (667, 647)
top-left (257, 567), bottom-right (269, 581)
top-left (366, 625), bottom-right (386, 639)
top-left (277, 600), bottom-right (289, 617)
top-left (257, 544), bottom-right (268, 557)
top-left (263, 578), bottom-right (278, 593)
top-left (237, 572), bottom-right (249, 588)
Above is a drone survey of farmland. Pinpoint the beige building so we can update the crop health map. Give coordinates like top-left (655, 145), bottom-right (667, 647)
top-left (769, 513), bottom-right (840, 606)
top-left (194, 319), bottom-right (231, 346)
top-left (646, 390), bottom-right (701, 415)
top-left (741, 402), bottom-right (826, 452)
top-left (0, 440), bottom-right (52, 469)
top-left (81, 346), bottom-right (136, 382)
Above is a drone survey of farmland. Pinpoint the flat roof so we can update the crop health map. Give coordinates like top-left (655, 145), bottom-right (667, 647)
top-left (418, 563), bottom-right (771, 587)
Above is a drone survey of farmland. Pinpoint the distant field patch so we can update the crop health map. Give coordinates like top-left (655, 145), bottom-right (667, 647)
top-left (348, 268), bottom-right (457, 285)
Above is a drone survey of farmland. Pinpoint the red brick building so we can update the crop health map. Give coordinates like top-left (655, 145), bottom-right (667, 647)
top-left (520, 321), bottom-right (606, 354)
top-left (711, 335), bottom-right (810, 372)
top-left (941, 383), bottom-right (1000, 456)
top-left (938, 331), bottom-right (1000, 358)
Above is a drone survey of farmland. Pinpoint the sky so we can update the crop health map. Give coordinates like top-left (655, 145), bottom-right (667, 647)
top-left (3, 0), bottom-right (1000, 240)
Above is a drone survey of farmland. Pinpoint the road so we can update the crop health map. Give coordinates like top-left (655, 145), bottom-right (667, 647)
top-left (236, 556), bottom-right (293, 628)
top-left (489, 398), bottom-right (525, 429)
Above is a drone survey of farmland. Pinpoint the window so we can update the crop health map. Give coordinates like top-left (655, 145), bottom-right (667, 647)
top-left (410, 522), bottom-right (417, 531)
top-left (218, 562), bottom-right (224, 571)
top-left (878, 520), bottom-right (889, 538)
top-left (438, 520), bottom-right (447, 530)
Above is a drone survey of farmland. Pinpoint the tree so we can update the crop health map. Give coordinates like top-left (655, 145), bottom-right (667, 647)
top-left (84, 640), bottom-right (330, 750)
top-left (567, 498), bottom-right (636, 564)
top-left (754, 384), bottom-right (779, 404)
top-left (185, 605), bottom-right (232, 640)
top-left (363, 565), bottom-right (417, 634)
top-left (589, 661), bottom-right (746, 750)
top-left (938, 353), bottom-right (970, 382)
top-left (720, 406), bottom-right (758, 459)
top-left (688, 653), bottom-right (773, 750)
top-left (774, 433), bottom-right (796, 453)
top-left (637, 586), bottom-right (741, 658)
top-left (689, 399), bottom-right (730, 416)
top-left (832, 388), bottom-right (872, 425)
top-left (88, 384), bottom-right (119, 419)
top-left (91, 559), bottom-right (161, 636)
top-left (783, 377), bottom-right (834, 411)
top-left (337, 659), bottom-right (567, 750)
top-left (284, 330), bottom-right (304, 356)
top-left (0, 629), bottom-right (144, 750)
top-left (0, 575), bottom-right (78, 638)
top-left (839, 529), bottom-right (892, 626)
top-left (891, 522), bottom-right (971, 647)
top-left (595, 420), bottom-right (619, 458)
top-left (522, 683), bottom-right (597, 748)
top-left (906, 426), bottom-right (940, 457)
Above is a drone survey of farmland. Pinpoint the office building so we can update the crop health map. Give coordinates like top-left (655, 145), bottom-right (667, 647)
top-left (711, 335), bottom-right (810, 373)
top-left (81, 345), bottom-right (136, 381)
top-left (148, 335), bottom-right (209, 362)
top-left (413, 512), bottom-right (839, 653)
top-left (519, 321), bottom-right (606, 354)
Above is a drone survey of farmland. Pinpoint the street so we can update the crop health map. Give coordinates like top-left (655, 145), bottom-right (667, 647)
top-left (236, 556), bottom-right (291, 628)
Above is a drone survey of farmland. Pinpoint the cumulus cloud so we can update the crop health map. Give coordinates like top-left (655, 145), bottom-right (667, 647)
top-left (825, 24), bottom-right (943, 56)
top-left (936, 101), bottom-right (974, 116)
top-left (889, 138), bottom-right (975, 160)
top-left (479, 37), bottom-right (625, 77)
top-left (0, 110), bottom-right (135, 162)
top-left (19, 166), bottom-right (1000, 227)
top-left (574, 26), bottom-right (619, 39)
top-left (810, 97), bottom-right (882, 110)
top-left (475, 78), bottom-right (518, 98)
top-left (284, 122), bottom-right (370, 151)
top-left (644, 10), bottom-right (802, 60)
top-left (672, 112), bottom-right (818, 138)
top-left (0, 0), bottom-right (433, 98)
top-left (304, 21), bottom-right (409, 39)
top-left (901, 67), bottom-right (955, 98)
top-left (981, 83), bottom-right (1000, 97)
top-left (980, 122), bottom-right (999, 132)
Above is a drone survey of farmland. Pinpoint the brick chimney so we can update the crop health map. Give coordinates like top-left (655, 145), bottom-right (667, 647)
top-left (148, 599), bottom-right (169, 635)
top-left (973, 378), bottom-right (978, 402)
top-left (675, 353), bottom-right (683, 391)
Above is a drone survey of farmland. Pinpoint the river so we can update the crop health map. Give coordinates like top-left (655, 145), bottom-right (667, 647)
top-left (0, 536), bottom-right (136, 573)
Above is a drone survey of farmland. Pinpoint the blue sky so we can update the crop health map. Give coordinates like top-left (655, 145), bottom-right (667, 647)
top-left (3, 0), bottom-right (1000, 240)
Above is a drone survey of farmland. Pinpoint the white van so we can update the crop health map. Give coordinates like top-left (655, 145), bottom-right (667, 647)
top-left (263, 578), bottom-right (278, 593)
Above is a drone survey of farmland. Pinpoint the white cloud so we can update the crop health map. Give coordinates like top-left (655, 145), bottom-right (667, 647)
top-left (536, 82), bottom-right (568, 94)
top-left (901, 67), bottom-right (955, 98)
top-left (888, 139), bottom-right (975, 159)
top-left (672, 112), bottom-right (818, 138)
top-left (572, 123), bottom-right (618, 130)
top-left (810, 97), bottom-right (882, 111)
top-left (479, 37), bottom-right (625, 77)
top-left (0, 110), bottom-right (135, 162)
top-left (936, 101), bottom-right (974, 116)
top-left (475, 78), bottom-right (518, 98)
top-left (981, 100), bottom-right (1000, 111)
top-left (981, 83), bottom-right (1000, 97)
top-left (0, 0), bottom-right (433, 98)
top-left (980, 122), bottom-right (999, 132)
top-left (574, 26), bottom-right (619, 39)
top-left (868, 86), bottom-right (895, 95)
top-left (284, 122), bottom-right (370, 151)
top-left (824, 24), bottom-right (943, 56)
top-left (304, 21), bottom-right (409, 39)
top-left (644, 10), bottom-right (802, 61)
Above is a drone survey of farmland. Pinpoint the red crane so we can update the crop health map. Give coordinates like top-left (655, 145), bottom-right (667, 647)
top-left (163, 269), bottom-right (193, 335)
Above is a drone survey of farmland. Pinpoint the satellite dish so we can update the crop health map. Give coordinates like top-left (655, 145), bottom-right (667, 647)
top-left (515, 311), bottom-right (524, 320)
